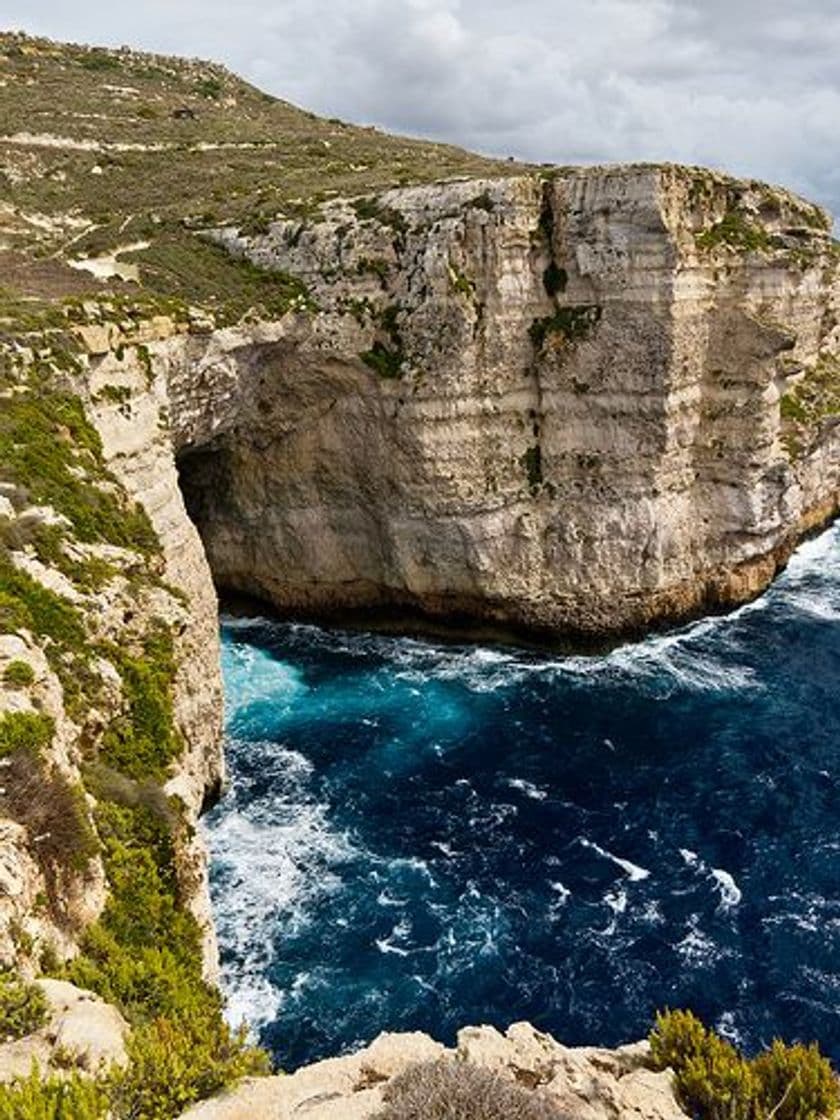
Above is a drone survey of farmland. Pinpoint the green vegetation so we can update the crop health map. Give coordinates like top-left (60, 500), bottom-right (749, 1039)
top-left (3, 747), bottom-right (99, 885)
top-left (61, 799), bottom-right (268, 1117)
top-left (447, 262), bottom-right (475, 300)
top-left (100, 624), bottom-right (181, 781)
top-left (351, 196), bottom-right (408, 239)
top-left (695, 210), bottom-right (771, 253)
top-left (780, 354), bottom-right (840, 459)
top-left (3, 659), bottom-right (35, 688)
top-left (542, 262), bottom-right (567, 297)
top-left (121, 231), bottom-right (315, 326)
top-left (0, 388), bottom-right (159, 553)
top-left (465, 190), bottom-right (495, 213)
top-left (361, 340), bottom-right (404, 379)
top-left (0, 547), bottom-right (98, 722)
top-left (529, 305), bottom-right (602, 349)
top-left (0, 551), bottom-right (84, 650)
top-left (0, 970), bottom-right (49, 1041)
top-left (361, 304), bottom-right (406, 379)
top-left (650, 1010), bottom-right (838, 1120)
top-left (0, 1066), bottom-right (109, 1120)
top-left (0, 711), bottom-right (54, 758)
top-left (0, 31), bottom-right (526, 273)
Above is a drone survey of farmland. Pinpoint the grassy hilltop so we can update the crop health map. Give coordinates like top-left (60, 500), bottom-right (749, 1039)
top-left (0, 30), bottom-right (527, 320)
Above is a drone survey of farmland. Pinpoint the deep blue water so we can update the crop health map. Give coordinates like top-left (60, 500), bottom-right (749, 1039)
top-left (203, 527), bottom-right (840, 1070)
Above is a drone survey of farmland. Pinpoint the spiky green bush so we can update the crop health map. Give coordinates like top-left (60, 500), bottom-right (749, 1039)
top-left (0, 711), bottom-right (54, 758)
top-left (0, 1066), bottom-right (109, 1120)
top-left (650, 1010), bottom-right (839, 1120)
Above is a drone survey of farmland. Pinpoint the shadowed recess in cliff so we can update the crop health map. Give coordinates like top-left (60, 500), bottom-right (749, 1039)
top-left (203, 524), bottom-right (840, 1071)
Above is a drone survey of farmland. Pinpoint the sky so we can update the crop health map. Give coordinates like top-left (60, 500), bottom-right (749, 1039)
top-left (3, 0), bottom-right (840, 218)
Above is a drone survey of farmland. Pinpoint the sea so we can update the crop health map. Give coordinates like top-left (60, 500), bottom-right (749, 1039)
top-left (203, 525), bottom-right (840, 1069)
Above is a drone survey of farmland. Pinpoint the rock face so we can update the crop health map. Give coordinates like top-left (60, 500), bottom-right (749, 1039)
top-left (165, 166), bottom-right (840, 642)
top-left (178, 1022), bottom-right (689, 1120)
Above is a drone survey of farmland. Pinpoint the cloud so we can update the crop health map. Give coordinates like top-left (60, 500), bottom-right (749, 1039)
top-left (2, 0), bottom-right (840, 216)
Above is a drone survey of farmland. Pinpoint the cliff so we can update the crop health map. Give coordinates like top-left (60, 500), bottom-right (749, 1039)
top-left (1, 29), bottom-right (840, 1119)
top-left (182, 167), bottom-right (840, 641)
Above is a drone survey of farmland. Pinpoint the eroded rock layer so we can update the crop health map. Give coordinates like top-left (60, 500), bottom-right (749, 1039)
top-left (163, 166), bottom-right (840, 641)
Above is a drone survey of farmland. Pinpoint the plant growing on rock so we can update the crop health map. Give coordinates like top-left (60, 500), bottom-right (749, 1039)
top-left (650, 1010), bottom-right (839, 1120)
top-left (2, 659), bottom-right (35, 688)
top-left (375, 1060), bottom-right (565, 1120)
top-left (0, 1066), bottom-right (109, 1120)
top-left (0, 970), bottom-right (48, 1042)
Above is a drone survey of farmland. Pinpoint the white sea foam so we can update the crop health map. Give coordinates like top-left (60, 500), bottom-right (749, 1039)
top-left (506, 778), bottom-right (548, 800)
top-left (203, 745), bottom-right (358, 1030)
top-left (376, 918), bottom-right (414, 957)
top-left (678, 847), bottom-right (742, 911)
top-left (580, 838), bottom-right (650, 881)
top-left (675, 915), bottom-right (719, 968)
top-left (710, 868), bottom-right (742, 911)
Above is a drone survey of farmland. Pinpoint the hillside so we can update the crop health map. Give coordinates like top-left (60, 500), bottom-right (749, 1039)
top-left (0, 31), bottom-right (528, 317)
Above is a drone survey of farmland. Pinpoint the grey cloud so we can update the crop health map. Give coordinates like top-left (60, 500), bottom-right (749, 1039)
top-left (2, 0), bottom-right (839, 216)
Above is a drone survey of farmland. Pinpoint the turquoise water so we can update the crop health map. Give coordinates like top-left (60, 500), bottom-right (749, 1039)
top-left (204, 527), bottom-right (840, 1069)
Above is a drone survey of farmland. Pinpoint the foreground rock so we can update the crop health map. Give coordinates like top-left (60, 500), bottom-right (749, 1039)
top-left (0, 979), bottom-right (129, 1080)
top-left (179, 1023), bottom-right (688, 1120)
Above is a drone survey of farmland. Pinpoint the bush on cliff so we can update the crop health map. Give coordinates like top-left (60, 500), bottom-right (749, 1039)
top-left (0, 1066), bottom-right (109, 1120)
top-left (0, 970), bottom-right (48, 1042)
top-left (650, 1009), bottom-right (839, 1120)
top-left (62, 799), bottom-right (268, 1117)
top-left (375, 1059), bottom-right (565, 1120)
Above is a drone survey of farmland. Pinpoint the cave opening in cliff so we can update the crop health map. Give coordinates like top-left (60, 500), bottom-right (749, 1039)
top-left (176, 443), bottom-right (228, 545)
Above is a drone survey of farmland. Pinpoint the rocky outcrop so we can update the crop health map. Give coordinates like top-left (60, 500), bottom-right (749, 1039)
top-left (178, 1023), bottom-right (689, 1120)
top-left (0, 979), bottom-right (129, 1079)
top-left (161, 165), bottom-right (840, 642)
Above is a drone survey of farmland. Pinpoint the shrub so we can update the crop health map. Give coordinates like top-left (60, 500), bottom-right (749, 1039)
top-left (0, 1066), bottom-right (109, 1120)
top-left (650, 1010), bottom-right (839, 1120)
top-left (695, 211), bottom-right (771, 253)
top-left (529, 304), bottom-right (601, 349)
top-left (0, 553), bottom-right (85, 649)
top-left (543, 262), bottom-right (568, 296)
top-left (100, 623), bottom-right (181, 780)
top-left (0, 712), bottom-right (54, 757)
top-left (375, 1060), bottom-right (565, 1120)
top-left (361, 341), bottom-right (403, 379)
top-left (2, 749), bottom-right (99, 894)
top-left (3, 659), bottom-right (35, 688)
top-left (0, 390), bottom-right (159, 553)
top-left (62, 800), bottom-right (269, 1114)
top-left (0, 970), bottom-right (48, 1041)
top-left (107, 1014), bottom-right (269, 1119)
top-left (752, 1041), bottom-right (839, 1120)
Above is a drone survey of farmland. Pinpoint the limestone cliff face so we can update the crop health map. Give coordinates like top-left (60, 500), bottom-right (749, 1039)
top-left (160, 165), bottom-right (840, 641)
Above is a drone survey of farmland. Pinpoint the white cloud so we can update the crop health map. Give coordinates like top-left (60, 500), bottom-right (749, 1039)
top-left (2, 0), bottom-right (839, 216)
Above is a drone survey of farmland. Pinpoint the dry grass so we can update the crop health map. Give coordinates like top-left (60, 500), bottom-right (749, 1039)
top-left (374, 1061), bottom-right (568, 1120)
top-left (0, 31), bottom-right (528, 267)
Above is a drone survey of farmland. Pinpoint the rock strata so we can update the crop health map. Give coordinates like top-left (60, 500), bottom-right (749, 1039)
top-left (165, 165), bottom-right (840, 642)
